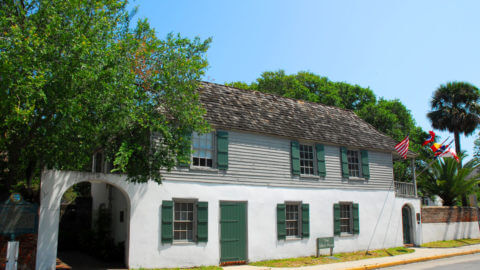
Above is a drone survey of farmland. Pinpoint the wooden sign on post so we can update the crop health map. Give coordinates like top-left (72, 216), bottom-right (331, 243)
top-left (316, 237), bottom-right (334, 257)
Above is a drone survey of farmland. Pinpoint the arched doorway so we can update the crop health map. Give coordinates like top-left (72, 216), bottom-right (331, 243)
top-left (36, 171), bottom-right (133, 270)
top-left (57, 181), bottom-right (130, 269)
top-left (402, 204), bottom-right (414, 245)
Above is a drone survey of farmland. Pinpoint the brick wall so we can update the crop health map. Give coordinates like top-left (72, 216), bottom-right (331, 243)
top-left (422, 206), bottom-right (479, 223)
top-left (0, 233), bottom-right (37, 270)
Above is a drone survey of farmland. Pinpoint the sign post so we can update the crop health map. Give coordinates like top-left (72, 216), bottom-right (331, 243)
top-left (0, 193), bottom-right (38, 270)
top-left (316, 237), bottom-right (334, 257)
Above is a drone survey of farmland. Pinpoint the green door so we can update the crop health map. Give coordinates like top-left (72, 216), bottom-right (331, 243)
top-left (402, 205), bottom-right (412, 245)
top-left (220, 202), bottom-right (247, 263)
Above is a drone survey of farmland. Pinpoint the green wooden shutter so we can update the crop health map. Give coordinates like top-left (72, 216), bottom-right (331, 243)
top-left (217, 131), bottom-right (229, 170)
top-left (301, 204), bottom-right (310, 238)
top-left (291, 141), bottom-right (300, 175)
top-left (178, 133), bottom-right (192, 167)
top-left (361, 150), bottom-right (370, 179)
top-left (316, 144), bottom-right (326, 177)
top-left (333, 203), bottom-right (341, 236)
top-left (161, 200), bottom-right (173, 243)
top-left (353, 203), bottom-right (360, 234)
top-left (197, 201), bottom-right (208, 242)
top-left (277, 204), bottom-right (286, 240)
top-left (340, 147), bottom-right (349, 178)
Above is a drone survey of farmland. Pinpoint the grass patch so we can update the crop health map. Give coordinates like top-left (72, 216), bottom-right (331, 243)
top-left (135, 267), bottom-right (222, 270)
top-left (421, 238), bottom-right (480, 248)
top-left (249, 247), bottom-right (414, 267)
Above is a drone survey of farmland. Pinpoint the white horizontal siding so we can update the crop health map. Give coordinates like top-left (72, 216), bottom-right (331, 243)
top-left (163, 130), bottom-right (395, 190)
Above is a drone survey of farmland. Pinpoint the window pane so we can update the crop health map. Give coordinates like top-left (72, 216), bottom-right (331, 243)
top-left (192, 132), bottom-right (214, 167)
top-left (299, 144), bottom-right (315, 175)
top-left (347, 150), bottom-right (360, 177)
top-left (174, 202), bottom-right (194, 241)
top-left (286, 204), bottom-right (299, 237)
top-left (340, 203), bottom-right (352, 233)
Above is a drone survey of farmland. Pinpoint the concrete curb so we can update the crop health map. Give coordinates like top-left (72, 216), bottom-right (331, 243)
top-left (344, 249), bottom-right (480, 270)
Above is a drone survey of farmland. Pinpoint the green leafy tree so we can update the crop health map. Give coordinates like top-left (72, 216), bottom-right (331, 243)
top-left (418, 154), bottom-right (480, 206)
top-left (475, 133), bottom-right (480, 160)
top-left (427, 81), bottom-right (480, 154)
top-left (0, 0), bottom-right (211, 199)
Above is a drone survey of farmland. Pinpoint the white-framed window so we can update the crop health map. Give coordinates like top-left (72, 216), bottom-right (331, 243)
top-left (340, 202), bottom-right (353, 234)
top-left (192, 132), bottom-right (214, 168)
top-left (299, 144), bottom-right (315, 175)
top-left (174, 201), bottom-right (195, 241)
top-left (285, 203), bottom-right (301, 237)
top-left (347, 150), bottom-right (361, 177)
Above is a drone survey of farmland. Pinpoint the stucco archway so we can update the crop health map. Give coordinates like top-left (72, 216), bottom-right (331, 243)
top-left (36, 170), bottom-right (134, 270)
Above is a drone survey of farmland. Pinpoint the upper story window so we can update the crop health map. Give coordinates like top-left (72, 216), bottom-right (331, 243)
top-left (347, 150), bottom-right (361, 177)
top-left (192, 132), bottom-right (214, 168)
top-left (340, 147), bottom-right (370, 180)
top-left (299, 144), bottom-right (315, 175)
top-left (291, 141), bottom-right (326, 177)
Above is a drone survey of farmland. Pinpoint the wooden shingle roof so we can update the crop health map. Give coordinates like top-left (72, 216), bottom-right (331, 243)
top-left (199, 81), bottom-right (409, 155)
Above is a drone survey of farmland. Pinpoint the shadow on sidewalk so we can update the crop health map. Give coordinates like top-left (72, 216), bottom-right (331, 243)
top-left (57, 251), bottom-right (127, 270)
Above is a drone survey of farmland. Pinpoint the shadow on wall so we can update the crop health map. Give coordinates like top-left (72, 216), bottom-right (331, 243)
top-left (421, 206), bottom-right (480, 242)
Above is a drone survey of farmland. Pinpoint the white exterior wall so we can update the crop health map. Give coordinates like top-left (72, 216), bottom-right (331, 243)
top-left (37, 170), bottom-right (420, 269)
top-left (36, 130), bottom-right (421, 269)
top-left (422, 222), bottom-right (480, 243)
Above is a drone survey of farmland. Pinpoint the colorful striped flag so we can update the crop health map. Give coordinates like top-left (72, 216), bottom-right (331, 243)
top-left (395, 136), bottom-right (409, 159)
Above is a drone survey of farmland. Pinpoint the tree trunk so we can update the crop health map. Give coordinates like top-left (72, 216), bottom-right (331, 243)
top-left (454, 131), bottom-right (461, 154)
top-left (462, 196), bottom-right (469, 206)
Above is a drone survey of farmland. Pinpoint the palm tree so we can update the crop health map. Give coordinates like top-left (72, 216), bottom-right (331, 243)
top-left (418, 155), bottom-right (480, 206)
top-left (427, 81), bottom-right (480, 154)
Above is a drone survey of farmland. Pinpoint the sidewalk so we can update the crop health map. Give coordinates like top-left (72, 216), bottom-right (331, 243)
top-left (223, 244), bottom-right (480, 270)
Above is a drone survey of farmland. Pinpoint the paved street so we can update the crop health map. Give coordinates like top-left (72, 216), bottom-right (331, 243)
top-left (383, 253), bottom-right (480, 270)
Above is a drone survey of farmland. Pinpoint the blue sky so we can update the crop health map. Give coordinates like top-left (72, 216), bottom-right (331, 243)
top-left (131, 0), bottom-right (480, 157)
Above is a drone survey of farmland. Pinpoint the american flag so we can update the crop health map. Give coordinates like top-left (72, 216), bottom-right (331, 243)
top-left (395, 136), bottom-right (409, 159)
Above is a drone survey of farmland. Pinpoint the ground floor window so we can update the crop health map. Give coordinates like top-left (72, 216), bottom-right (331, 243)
top-left (174, 201), bottom-right (194, 241)
top-left (340, 202), bottom-right (353, 234)
top-left (277, 202), bottom-right (309, 240)
top-left (161, 200), bottom-right (208, 243)
top-left (334, 202), bottom-right (359, 236)
top-left (285, 203), bottom-right (300, 237)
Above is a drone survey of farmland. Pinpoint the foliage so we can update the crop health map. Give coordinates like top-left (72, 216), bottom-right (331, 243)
top-left (417, 154), bottom-right (480, 206)
top-left (427, 81), bottom-right (480, 154)
top-left (227, 70), bottom-right (376, 110)
top-left (421, 238), bottom-right (480, 248)
top-left (0, 0), bottom-right (211, 197)
top-left (249, 247), bottom-right (413, 267)
top-left (474, 133), bottom-right (480, 160)
top-left (228, 70), bottom-right (428, 182)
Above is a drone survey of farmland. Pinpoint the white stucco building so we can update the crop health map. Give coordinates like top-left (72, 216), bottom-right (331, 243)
top-left (36, 82), bottom-right (421, 269)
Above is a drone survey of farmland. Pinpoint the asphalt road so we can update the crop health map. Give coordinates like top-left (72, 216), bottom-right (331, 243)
top-left (383, 253), bottom-right (480, 270)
